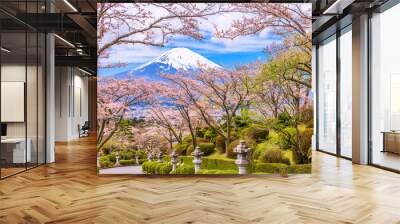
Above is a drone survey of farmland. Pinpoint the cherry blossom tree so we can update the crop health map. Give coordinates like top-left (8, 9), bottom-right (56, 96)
top-left (252, 79), bottom-right (285, 119)
top-left (132, 126), bottom-right (167, 155)
top-left (98, 3), bottom-right (229, 59)
top-left (216, 3), bottom-right (312, 88)
top-left (97, 77), bottom-right (160, 149)
top-left (147, 105), bottom-right (185, 149)
top-left (163, 66), bottom-right (252, 154)
top-left (160, 83), bottom-right (204, 148)
top-left (215, 3), bottom-right (311, 42)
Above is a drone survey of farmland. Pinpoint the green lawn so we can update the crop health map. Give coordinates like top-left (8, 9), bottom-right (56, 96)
top-left (207, 152), bottom-right (235, 160)
top-left (206, 148), bottom-right (294, 165)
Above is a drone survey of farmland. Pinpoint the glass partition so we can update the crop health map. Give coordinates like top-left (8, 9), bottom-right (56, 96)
top-left (370, 3), bottom-right (400, 171)
top-left (0, 31), bottom-right (28, 177)
top-left (317, 35), bottom-right (337, 154)
top-left (0, 1), bottom-right (46, 179)
top-left (27, 31), bottom-right (38, 169)
top-left (339, 26), bottom-right (352, 158)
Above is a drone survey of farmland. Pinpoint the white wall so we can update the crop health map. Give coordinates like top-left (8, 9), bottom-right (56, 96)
top-left (1, 63), bottom-right (46, 164)
top-left (55, 67), bottom-right (89, 141)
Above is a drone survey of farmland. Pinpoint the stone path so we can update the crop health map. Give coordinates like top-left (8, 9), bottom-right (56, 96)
top-left (99, 165), bottom-right (143, 174)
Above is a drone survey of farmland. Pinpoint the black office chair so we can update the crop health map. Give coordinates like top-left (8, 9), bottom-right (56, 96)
top-left (79, 121), bottom-right (90, 138)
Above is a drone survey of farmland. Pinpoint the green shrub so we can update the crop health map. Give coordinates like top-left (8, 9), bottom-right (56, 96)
top-left (201, 158), bottom-right (237, 170)
top-left (260, 148), bottom-right (290, 165)
top-left (253, 142), bottom-right (280, 160)
top-left (174, 142), bottom-right (190, 155)
top-left (178, 156), bottom-right (194, 165)
top-left (275, 127), bottom-right (296, 149)
top-left (254, 163), bottom-right (289, 174)
top-left (170, 164), bottom-right (195, 174)
top-left (142, 161), bottom-right (172, 174)
top-left (195, 127), bottom-right (205, 138)
top-left (242, 125), bottom-right (269, 142)
top-left (226, 139), bottom-right (256, 159)
top-left (197, 169), bottom-right (238, 174)
top-left (233, 115), bottom-right (251, 128)
top-left (119, 159), bottom-right (135, 166)
top-left (99, 156), bottom-right (115, 168)
top-left (155, 162), bottom-right (173, 174)
top-left (198, 143), bottom-right (215, 156)
top-left (119, 151), bottom-right (134, 160)
top-left (292, 128), bottom-right (313, 164)
top-left (287, 164), bottom-right (311, 173)
top-left (203, 129), bottom-right (217, 141)
top-left (142, 161), bottom-right (156, 174)
top-left (253, 162), bottom-right (311, 174)
top-left (186, 145), bottom-right (194, 156)
top-left (177, 156), bottom-right (237, 171)
top-left (135, 149), bottom-right (147, 160)
top-left (175, 136), bottom-right (207, 155)
top-left (215, 135), bottom-right (226, 153)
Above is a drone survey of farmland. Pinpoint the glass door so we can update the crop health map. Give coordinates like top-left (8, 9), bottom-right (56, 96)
top-left (339, 26), bottom-right (352, 158)
top-left (317, 35), bottom-right (337, 154)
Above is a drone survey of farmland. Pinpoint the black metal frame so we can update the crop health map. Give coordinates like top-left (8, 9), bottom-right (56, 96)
top-left (0, 0), bottom-right (47, 180)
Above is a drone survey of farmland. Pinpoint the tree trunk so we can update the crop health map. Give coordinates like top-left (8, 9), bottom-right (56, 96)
top-left (169, 131), bottom-right (173, 151)
top-left (190, 127), bottom-right (197, 150)
top-left (225, 117), bottom-right (231, 156)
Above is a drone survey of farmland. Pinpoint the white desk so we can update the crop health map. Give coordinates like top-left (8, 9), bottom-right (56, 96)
top-left (1, 138), bottom-right (31, 163)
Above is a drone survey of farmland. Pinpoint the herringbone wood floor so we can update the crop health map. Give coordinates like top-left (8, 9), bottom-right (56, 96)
top-left (1, 136), bottom-right (400, 224)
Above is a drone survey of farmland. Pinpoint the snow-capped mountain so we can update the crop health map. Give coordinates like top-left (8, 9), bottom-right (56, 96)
top-left (113, 47), bottom-right (222, 80)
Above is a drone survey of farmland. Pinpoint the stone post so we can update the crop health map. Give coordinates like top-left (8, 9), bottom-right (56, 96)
top-left (157, 151), bottom-right (164, 163)
top-left (171, 151), bottom-right (178, 171)
top-left (135, 154), bottom-right (140, 165)
top-left (234, 140), bottom-right (250, 174)
top-left (148, 153), bottom-right (153, 161)
top-left (192, 146), bottom-right (203, 173)
top-left (97, 151), bottom-right (101, 168)
top-left (115, 155), bottom-right (121, 167)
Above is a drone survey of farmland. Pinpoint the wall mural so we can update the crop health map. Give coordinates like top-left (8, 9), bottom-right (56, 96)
top-left (97, 3), bottom-right (312, 175)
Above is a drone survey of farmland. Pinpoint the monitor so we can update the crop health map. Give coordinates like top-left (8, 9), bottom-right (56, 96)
top-left (1, 123), bottom-right (7, 137)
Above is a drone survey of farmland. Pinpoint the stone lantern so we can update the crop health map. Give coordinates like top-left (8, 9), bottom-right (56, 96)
top-left (135, 153), bottom-right (140, 165)
top-left (115, 155), bottom-right (121, 167)
top-left (97, 151), bottom-right (101, 168)
top-left (192, 146), bottom-right (203, 173)
top-left (157, 151), bottom-right (164, 163)
top-left (171, 151), bottom-right (178, 171)
top-left (148, 153), bottom-right (153, 161)
top-left (234, 140), bottom-right (250, 174)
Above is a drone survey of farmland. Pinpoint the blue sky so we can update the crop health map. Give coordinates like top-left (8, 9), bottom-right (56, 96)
top-left (98, 8), bottom-right (282, 77)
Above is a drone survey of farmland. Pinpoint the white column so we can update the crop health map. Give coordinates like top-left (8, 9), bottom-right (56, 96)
top-left (312, 45), bottom-right (317, 150)
top-left (352, 14), bottom-right (369, 164)
top-left (46, 32), bottom-right (55, 163)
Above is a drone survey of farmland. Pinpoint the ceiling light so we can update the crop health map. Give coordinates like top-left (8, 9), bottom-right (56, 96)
top-left (78, 68), bottom-right (93, 76)
top-left (54, 34), bottom-right (75, 48)
top-left (63, 0), bottom-right (78, 12)
top-left (1, 47), bottom-right (11, 53)
top-left (323, 0), bottom-right (355, 15)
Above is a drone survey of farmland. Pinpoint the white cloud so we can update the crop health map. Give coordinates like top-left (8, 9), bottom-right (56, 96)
top-left (100, 44), bottom-right (168, 64)
top-left (99, 3), bottom-right (284, 65)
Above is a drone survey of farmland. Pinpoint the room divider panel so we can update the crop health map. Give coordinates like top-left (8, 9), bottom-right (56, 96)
top-left (0, 0), bottom-right (46, 179)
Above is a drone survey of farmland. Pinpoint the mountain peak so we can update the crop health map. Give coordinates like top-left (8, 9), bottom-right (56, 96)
top-left (135, 47), bottom-right (222, 71)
